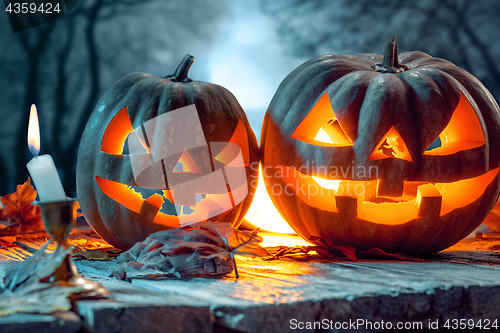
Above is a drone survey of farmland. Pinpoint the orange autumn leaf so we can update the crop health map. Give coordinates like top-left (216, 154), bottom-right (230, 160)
top-left (0, 178), bottom-right (44, 235)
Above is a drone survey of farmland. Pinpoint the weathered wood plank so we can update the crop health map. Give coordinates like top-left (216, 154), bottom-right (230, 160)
top-left (0, 311), bottom-right (81, 333)
top-left (78, 299), bottom-right (212, 333)
top-left (129, 257), bottom-right (500, 332)
top-left (2, 233), bottom-right (500, 333)
top-left (66, 262), bottom-right (214, 333)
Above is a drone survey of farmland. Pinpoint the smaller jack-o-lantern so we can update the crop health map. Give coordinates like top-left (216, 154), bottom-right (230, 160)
top-left (77, 55), bottom-right (259, 250)
top-left (261, 36), bottom-right (500, 255)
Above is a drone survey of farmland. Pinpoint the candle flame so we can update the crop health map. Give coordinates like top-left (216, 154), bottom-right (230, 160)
top-left (28, 104), bottom-right (40, 156)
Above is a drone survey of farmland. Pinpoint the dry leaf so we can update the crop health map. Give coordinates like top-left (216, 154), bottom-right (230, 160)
top-left (0, 285), bottom-right (81, 316)
top-left (265, 236), bottom-right (424, 262)
top-left (73, 248), bottom-right (122, 261)
top-left (310, 235), bottom-right (425, 261)
top-left (112, 222), bottom-right (268, 280)
top-left (3, 241), bottom-right (71, 290)
top-left (0, 236), bottom-right (17, 249)
top-left (0, 178), bottom-right (44, 236)
top-left (356, 247), bottom-right (425, 261)
top-left (0, 241), bottom-right (85, 316)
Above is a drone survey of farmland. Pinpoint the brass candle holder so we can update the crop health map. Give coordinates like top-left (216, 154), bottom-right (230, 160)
top-left (33, 198), bottom-right (109, 300)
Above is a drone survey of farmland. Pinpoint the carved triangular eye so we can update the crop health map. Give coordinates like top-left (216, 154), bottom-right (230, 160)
top-left (214, 143), bottom-right (244, 167)
top-left (101, 106), bottom-right (134, 154)
top-left (424, 92), bottom-right (485, 155)
top-left (223, 119), bottom-right (250, 166)
top-left (369, 126), bottom-right (412, 161)
top-left (292, 92), bottom-right (353, 147)
top-left (173, 150), bottom-right (200, 173)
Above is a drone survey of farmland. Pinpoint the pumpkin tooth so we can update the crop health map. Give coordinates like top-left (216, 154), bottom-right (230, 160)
top-left (139, 194), bottom-right (162, 221)
top-left (416, 184), bottom-right (442, 218)
top-left (335, 196), bottom-right (358, 217)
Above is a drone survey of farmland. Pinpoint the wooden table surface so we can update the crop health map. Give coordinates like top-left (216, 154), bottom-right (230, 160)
top-left (1, 233), bottom-right (500, 333)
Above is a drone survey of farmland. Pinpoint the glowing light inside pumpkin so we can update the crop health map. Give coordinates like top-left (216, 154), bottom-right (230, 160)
top-left (173, 150), bottom-right (200, 173)
top-left (244, 165), bottom-right (294, 233)
top-left (96, 104), bottom-right (254, 228)
top-left (278, 163), bottom-right (499, 225)
top-left (292, 92), bottom-right (353, 147)
top-left (312, 176), bottom-right (341, 191)
top-left (314, 128), bottom-right (333, 144)
top-left (384, 133), bottom-right (405, 157)
top-left (369, 126), bottom-right (412, 161)
top-left (101, 106), bottom-right (135, 154)
top-left (28, 104), bottom-right (40, 155)
top-left (424, 92), bottom-right (485, 155)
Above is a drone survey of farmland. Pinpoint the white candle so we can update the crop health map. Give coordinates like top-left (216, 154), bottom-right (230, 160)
top-left (26, 104), bottom-right (67, 202)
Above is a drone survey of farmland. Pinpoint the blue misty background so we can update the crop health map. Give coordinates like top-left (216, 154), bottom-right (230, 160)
top-left (0, 0), bottom-right (499, 196)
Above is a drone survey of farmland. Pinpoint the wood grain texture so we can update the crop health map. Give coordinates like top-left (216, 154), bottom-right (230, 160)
top-left (2, 234), bottom-right (500, 332)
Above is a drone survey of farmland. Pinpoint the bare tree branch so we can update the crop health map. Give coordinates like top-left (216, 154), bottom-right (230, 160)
top-left (14, 23), bottom-right (58, 187)
top-left (53, 21), bottom-right (76, 152)
top-left (1, 0), bottom-right (227, 195)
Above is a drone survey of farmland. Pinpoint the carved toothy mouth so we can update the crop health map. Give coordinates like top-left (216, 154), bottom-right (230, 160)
top-left (95, 175), bottom-right (248, 228)
top-left (277, 164), bottom-right (499, 225)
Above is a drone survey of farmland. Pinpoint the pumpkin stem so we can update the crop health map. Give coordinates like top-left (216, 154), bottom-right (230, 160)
top-left (371, 35), bottom-right (409, 73)
top-left (165, 54), bottom-right (195, 82)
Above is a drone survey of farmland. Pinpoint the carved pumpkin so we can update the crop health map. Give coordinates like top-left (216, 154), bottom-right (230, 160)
top-left (261, 36), bottom-right (500, 255)
top-left (76, 55), bottom-right (259, 250)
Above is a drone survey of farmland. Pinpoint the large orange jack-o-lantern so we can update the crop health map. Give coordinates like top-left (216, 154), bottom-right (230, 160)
top-left (76, 55), bottom-right (259, 250)
top-left (261, 36), bottom-right (500, 255)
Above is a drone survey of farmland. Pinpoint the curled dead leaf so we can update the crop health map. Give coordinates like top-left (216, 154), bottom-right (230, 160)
top-left (112, 222), bottom-right (268, 279)
top-left (264, 236), bottom-right (424, 262)
top-left (0, 242), bottom-right (83, 316)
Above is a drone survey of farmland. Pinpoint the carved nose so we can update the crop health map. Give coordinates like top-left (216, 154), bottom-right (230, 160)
top-left (368, 126), bottom-right (412, 162)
